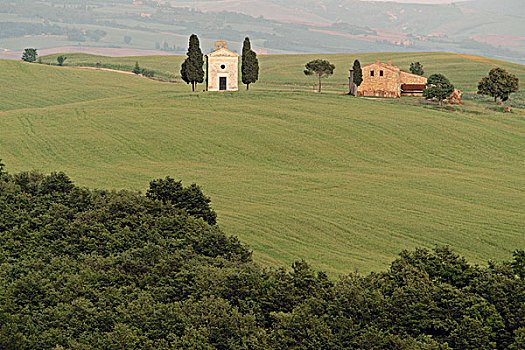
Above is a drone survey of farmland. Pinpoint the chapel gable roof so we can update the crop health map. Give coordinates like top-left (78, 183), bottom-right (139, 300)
top-left (207, 47), bottom-right (240, 58)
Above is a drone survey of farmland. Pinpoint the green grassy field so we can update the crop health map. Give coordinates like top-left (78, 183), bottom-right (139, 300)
top-left (1, 53), bottom-right (524, 274)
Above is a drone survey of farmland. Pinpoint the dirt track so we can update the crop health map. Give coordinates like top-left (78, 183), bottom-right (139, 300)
top-left (69, 66), bottom-right (181, 83)
top-left (72, 66), bottom-right (137, 75)
top-left (0, 47), bottom-right (177, 60)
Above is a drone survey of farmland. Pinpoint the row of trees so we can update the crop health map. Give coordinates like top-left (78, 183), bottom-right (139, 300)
top-left (421, 68), bottom-right (520, 106)
top-left (0, 163), bottom-right (523, 349)
top-left (21, 48), bottom-right (66, 66)
top-left (132, 61), bottom-right (155, 77)
top-left (180, 34), bottom-right (260, 91)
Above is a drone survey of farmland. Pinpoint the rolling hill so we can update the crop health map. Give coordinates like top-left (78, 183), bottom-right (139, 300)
top-left (40, 51), bottom-right (525, 96)
top-left (0, 52), bottom-right (524, 274)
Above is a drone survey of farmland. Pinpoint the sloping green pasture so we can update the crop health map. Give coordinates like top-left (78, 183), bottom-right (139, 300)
top-left (1, 55), bottom-right (524, 274)
top-left (41, 51), bottom-right (525, 93)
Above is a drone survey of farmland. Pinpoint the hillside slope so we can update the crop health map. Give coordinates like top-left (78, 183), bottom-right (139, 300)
top-left (0, 55), bottom-right (524, 274)
top-left (0, 60), bottom-right (169, 112)
top-left (40, 51), bottom-right (525, 93)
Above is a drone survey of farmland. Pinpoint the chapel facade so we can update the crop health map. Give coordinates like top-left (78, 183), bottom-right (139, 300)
top-left (350, 60), bottom-right (427, 98)
top-left (206, 41), bottom-right (240, 92)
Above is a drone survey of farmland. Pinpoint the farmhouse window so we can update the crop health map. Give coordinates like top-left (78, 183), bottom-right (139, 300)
top-left (371, 70), bottom-right (374, 77)
top-left (380, 70), bottom-right (384, 76)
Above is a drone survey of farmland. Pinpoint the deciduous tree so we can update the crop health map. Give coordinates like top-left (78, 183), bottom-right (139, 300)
top-left (424, 74), bottom-right (454, 105)
top-left (0, 159), bottom-right (5, 178)
top-left (410, 62), bottom-right (425, 76)
top-left (512, 250), bottom-right (525, 279)
top-left (304, 59), bottom-right (335, 93)
top-left (477, 67), bottom-right (519, 103)
top-left (57, 55), bottom-right (67, 66)
top-left (147, 176), bottom-right (217, 225)
top-left (21, 48), bottom-right (37, 63)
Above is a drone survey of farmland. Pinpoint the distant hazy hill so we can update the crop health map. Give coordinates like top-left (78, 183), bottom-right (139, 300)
top-left (0, 0), bottom-right (523, 62)
top-left (181, 0), bottom-right (524, 35)
top-left (464, 0), bottom-right (524, 16)
top-left (171, 0), bottom-right (525, 61)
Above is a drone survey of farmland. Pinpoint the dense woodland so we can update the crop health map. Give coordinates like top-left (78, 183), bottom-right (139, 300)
top-left (0, 163), bottom-right (523, 349)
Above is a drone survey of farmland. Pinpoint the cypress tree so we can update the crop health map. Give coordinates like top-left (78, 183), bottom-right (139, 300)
top-left (132, 61), bottom-right (141, 75)
top-left (181, 34), bottom-right (204, 92)
top-left (353, 60), bottom-right (363, 87)
top-left (241, 37), bottom-right (259, 90)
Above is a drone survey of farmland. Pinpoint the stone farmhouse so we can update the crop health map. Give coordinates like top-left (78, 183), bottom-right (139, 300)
top-left (206, 41), bottom-right (240, 92)
top-left (349, 59), bottom-right (427, 97)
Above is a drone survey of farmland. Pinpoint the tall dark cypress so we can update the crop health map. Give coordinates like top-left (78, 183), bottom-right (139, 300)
top-left (181, 34), bottom-right (204, 92)
top-left (241, 37), bottom-right (259, 90)
top-left (353, 59), bottom-right (363, 88)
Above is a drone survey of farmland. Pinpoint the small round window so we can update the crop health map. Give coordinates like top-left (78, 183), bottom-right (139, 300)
top-left (220, 64), bottom-right (226, 69)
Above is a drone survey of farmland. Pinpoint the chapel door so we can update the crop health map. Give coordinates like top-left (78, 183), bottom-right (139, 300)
top-left (219, 77), bottom-right (227, 91)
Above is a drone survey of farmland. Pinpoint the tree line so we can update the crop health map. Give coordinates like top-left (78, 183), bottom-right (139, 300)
top-left (0, 162), bottom-right (523, 349)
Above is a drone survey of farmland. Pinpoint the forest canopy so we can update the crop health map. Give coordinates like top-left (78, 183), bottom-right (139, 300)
top-left (0, 165), bottom-right (523, 349)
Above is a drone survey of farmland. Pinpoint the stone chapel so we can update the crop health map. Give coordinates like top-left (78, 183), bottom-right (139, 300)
top-left (206, 41), bottom-right (240, 92)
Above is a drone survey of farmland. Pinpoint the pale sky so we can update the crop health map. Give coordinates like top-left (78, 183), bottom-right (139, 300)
top-left (362, 0), bottom-right (471, 3)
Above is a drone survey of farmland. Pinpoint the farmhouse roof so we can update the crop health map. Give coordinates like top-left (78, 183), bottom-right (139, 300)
top-left (359, 59), bottom-right (425, 78)
top-left (361, 59), bottom-right (400, 71)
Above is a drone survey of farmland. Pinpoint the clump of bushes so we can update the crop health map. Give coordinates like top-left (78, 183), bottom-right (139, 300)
top-left (133, 61), bottom-right (155, 77)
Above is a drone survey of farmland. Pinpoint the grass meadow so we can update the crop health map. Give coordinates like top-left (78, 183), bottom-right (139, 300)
top-left (1, 53), bottom-right (524, 274)
top-left (40, 51), bottom-right (525, 92)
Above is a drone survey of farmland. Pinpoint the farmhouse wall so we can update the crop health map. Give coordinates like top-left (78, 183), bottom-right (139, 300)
top-left (356, 60), bottom-right (427, 98)
top-left (358, 62), bottom-right (401, 97)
